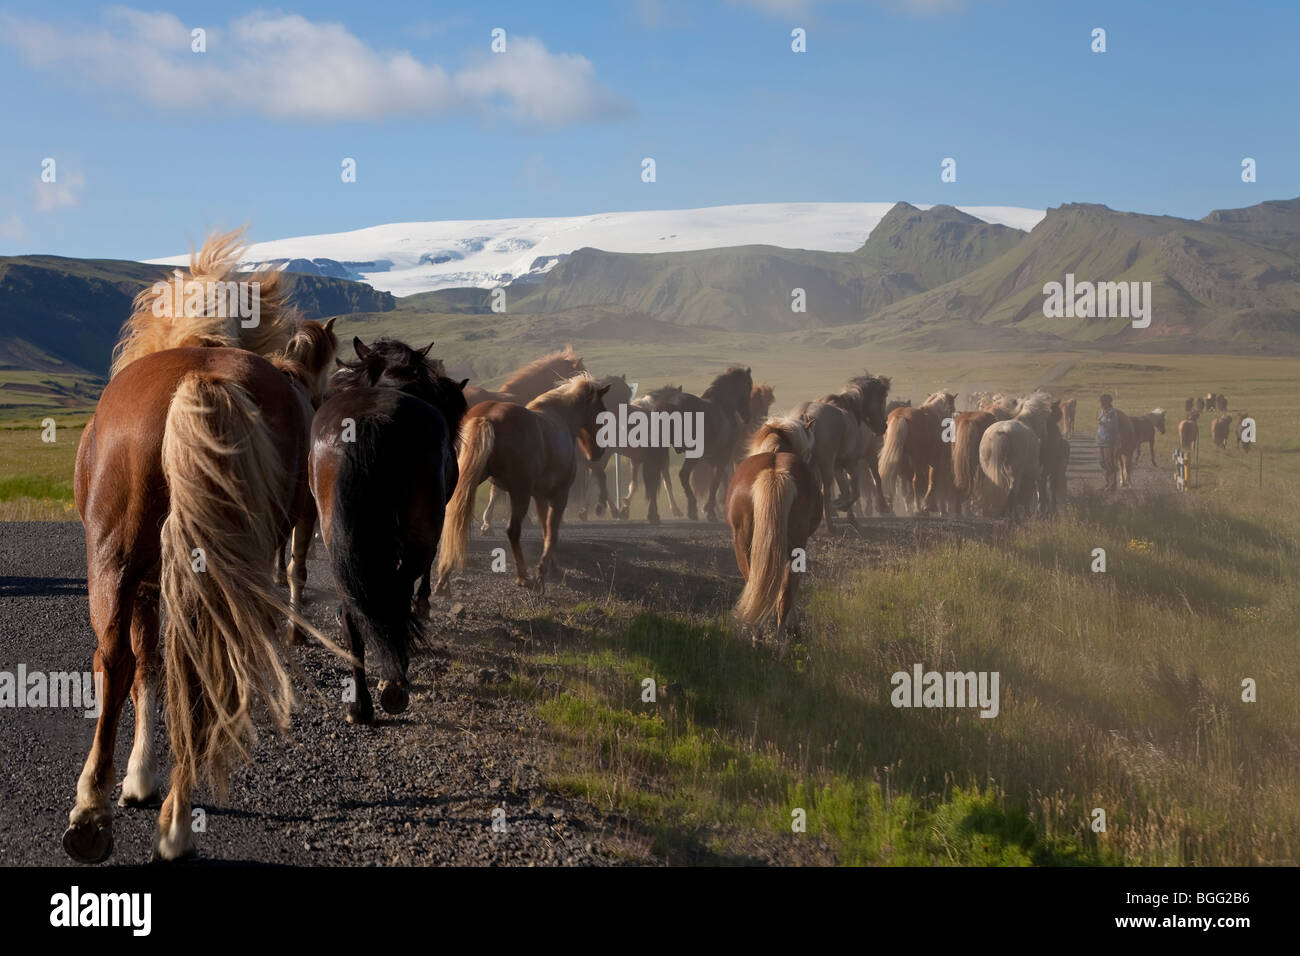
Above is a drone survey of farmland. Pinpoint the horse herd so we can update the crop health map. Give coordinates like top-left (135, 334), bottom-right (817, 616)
top-left (57, 232), bottom-right (1248, 865)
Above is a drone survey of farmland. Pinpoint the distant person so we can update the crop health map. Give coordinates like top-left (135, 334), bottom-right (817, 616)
top-left (1097, 394), bottom-right (1118, 491)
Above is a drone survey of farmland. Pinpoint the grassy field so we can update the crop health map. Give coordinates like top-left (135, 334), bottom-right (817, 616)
top-left (4, 336), bottom-right (1297, 865)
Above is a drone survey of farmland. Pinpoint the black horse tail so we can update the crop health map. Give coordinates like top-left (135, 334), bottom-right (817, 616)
top-left (330, 434), bottom-right (425, 684)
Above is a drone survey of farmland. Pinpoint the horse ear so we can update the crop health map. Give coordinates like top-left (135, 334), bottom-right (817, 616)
top-left (804, 416), bottom-right (817, 432)
top-left (418, 341), bottom-right (435, 357)
top-left (353, 337), bottom-right (370, 359)
top-left (745, 367), bottom-right (752, 375)
top-left (598, 384), bottom-right (613, 396)
top-left (458, 378), bottom-right (469, 390)
top-left (323, 316), bottom-right (336, 333)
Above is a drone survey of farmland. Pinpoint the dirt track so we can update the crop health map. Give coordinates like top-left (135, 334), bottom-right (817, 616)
top-left (0, 433), bottom-right (1159, 866)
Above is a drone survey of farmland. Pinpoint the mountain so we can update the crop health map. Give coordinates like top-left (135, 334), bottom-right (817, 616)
top-left (511, 203), bottom-right (1027, 331)
top-left (147, 202), bottom-right (1045, 297)
top-left (861, 200), bottom-right (1300, 349)
top-left (0, 256), bottom-right (395, 380)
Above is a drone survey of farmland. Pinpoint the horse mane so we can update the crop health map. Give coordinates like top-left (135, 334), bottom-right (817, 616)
top-left (272, 318), bottom-right (339, 408)
top-left (500, 345), bottom-right (584, 395)
top-left (748, 416), bottom-right (813, 461)
top-left (111, 229), bottom-right (297, 378)
top-left (1013, 391), bottom-right (1053, 426)
top-left (983, 392), bottom-right (1019, 420)
top-left (702, 366), bottom-right (752, 407)
top-left (920, 390), bottom-right (955, 413)
top-left (526, 371), bottom-right (598, 411)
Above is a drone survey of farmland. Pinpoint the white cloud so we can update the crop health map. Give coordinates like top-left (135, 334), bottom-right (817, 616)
top-left (0, 8), bottom-right (633, 125)
top-left (0, 214), bottom-right (27, 240)
top-left (34, 170), bottom-right (85, 212)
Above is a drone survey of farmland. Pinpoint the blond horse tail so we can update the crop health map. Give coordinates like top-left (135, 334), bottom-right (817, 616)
top-left (877, 414), bottom-right (909, 497)
top-left (160, 373), bottom-right (306, 807)
top-left (734, 464), bottom-right (794, 625)
top-left (437, 417), bottom-right (495, 584)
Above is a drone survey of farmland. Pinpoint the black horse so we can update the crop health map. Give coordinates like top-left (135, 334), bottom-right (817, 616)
top-left (310, 337), bottom-right (468, 724)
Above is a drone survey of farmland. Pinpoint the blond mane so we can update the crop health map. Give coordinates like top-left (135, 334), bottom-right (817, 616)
top-left (111, 229), bottom-right (298, 377)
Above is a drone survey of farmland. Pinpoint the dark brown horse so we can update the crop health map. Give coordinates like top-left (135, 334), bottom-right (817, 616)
top-left (66, 232), bottom-right (333, 864)
top-left (437, 375), bottom-right (610, 592)
top-left (572, 374), bottom-right (634, 520)
top-left (727, 444), bottom-right (823, 637)
top-left (310, 337), bottom-right (468, 723)
top-left (643, 366), bottom-right (754, 522)
top-left (1038, 401), bottom-right (1071, 514)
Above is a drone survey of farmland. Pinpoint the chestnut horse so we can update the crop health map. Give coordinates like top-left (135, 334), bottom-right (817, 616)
top-left (878, 390), bottom-right (957, 514)
top-left (437, 374), bottom-right (610, 592)
top-left (727, 426), bottom-right (822, 636)
top-left (951, 410), bottom-right (995, 514)
top-left (473, 347), bottom-right (587, 530)
top-left (1061, 397), bottom-right (1077, 438)
top-left (311, 337), bottom-right (469, 723)
top-left (67, 231), bottom-right (335, 864)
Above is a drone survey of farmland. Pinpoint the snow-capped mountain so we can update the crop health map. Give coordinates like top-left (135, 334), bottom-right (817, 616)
top-left (148, 203), bottom-right (1045, 297)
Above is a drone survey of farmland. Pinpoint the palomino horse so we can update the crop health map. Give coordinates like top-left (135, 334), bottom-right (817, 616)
top-left (462, 344), bottom-right (586, 407)
top-left (978, 392), bottom-right (1053, 521)
top-left (727, 417), bottom-right (822, 637)
top-left (951, 410), bottom-right (995, 515)
top-left (1129, 409), bottom-right (1167, 465)
top-left (572, 374), bottom-right (634, 520)
top-left (310, 337), bottom-right (468, 724)
top-left (1112, 410), bottom-right (1138, 487)
top-left (67, 231), bottom-right (335, 864)
top-left (647, 366), bottom-right (754, 522)
top-left (438, 375), bottom-right (610, 592)
top-left (473, 347), bottom-right (588, 531)
top-left (879, 390), bottom-right (957, 514)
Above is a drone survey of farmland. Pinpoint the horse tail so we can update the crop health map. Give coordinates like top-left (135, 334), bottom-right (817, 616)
top-left (330, 426), bottom-right (424, 683)
top-left (437, 416), bottom-right (494, 582)
top-left (980, 427), bottom-right (1015, 494)
top-left (159, 372), bottom-right (302, 806)
top-left (953, 419), bottom-right (983, 499)
top-left (878, 414), bottom-right (908, 496)
top-left (734, 462), bottom-right (794, 625)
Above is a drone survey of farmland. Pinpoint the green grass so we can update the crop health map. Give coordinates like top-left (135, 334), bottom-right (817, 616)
top-left (0, 421), bottom-right (84, 519)
top-left (513, 490), bottom-right (1299, 865)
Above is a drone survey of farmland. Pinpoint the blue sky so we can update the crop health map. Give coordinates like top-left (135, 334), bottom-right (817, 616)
top-left (0, 0), bottom-right (1296, 259)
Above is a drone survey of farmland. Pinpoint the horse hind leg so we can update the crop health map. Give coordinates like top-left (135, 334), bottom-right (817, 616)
top-left (120, 581), bottom-right (162, 807)
top-left (64, 568), bottom-right (137, 864)
top-left (679, 460), bottom-right (699, 521)
top-left (287, 505), bottom-right (316, 645)
top-left (508, 491), bottom-right (534, 587)
top-left (480, 481), bottom-right (501, 533)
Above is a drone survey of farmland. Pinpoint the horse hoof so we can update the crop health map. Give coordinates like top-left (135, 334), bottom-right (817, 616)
top-left (149, 843), bottom-right (196, 865)
top-left (378, 681), bottom-right (409, 715)
top-left (63, 820), bottom-right (113, 864)
top-left (346, 704), bottom-right (374, 725)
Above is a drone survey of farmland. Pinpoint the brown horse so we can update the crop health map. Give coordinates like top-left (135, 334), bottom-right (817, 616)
top-left (1212, 414), bottom-right (1233, 449)
top-left (618, 388), bottom-right (685, 521)
top-left (878, 390), bottom-right (956, 514)
top-left (437, 374), bottom-right (610, 592)
top-left (572, 374), bottom-right (634, 520)
top-left (67, 231), bottom-right (335, 864)
top-left (1130, 409), bottom-right (1166, 466)
top-left (951, 410), bottom-right (995, 514)
top-left (690, 382), bottom-right (777, 502)
top-left (1061, 397), bottom-right (1077, 438)
top-left (642, 366), bottom-right (754, 522)
top-left (1038, 401), bottom-right (1071, 514)
top-left (727, 438), bottom-right (822, 637)
top-left (1180, 412), bottom-right (1200, 453)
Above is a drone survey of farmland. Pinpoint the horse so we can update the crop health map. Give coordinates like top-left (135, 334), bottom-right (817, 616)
top-left (747, 415), bottom-right (816, 458)
top-left (690, 382), bottom-right (778, 502)
top-left (978, 392), bottom-right (1052, 521)
top-left (1130, 409), bottom-right (1166, 466)
top-left (471, 347), bottom-right (587, 530)
top-left (951, 410), bottom-right (995, 514)
top-left (727, 425), bottom-right (822, 638)
top-left (619, 386), bottom-right (685, 523)
top-left (461, 344), bottom-right (585, 407)
top-left (1212, 415), bottom-right (1233, 449)
top-left (1112, 409), bottom-right (1138, 488)
top-left (792, 374), bottom-right (891, 528)
top-left (1205, 392), bottom-right (1219, 412)
top-left (572, 374), bottom-right (634, 520)
top-left (1038, 401), bottom-right (1071, 515)
top-left (1185, 396), bottom-right (1196, 415)
top-left (1196, 396), bottom-right (1206, 413)
top-left (878, 390), bottom-right (956, 514)
top-left (310, 337), bottom-right (469, 724)
top-left (437, 374), bottom-right (610, 592)
top-left (646, 366), bottom-right (754, 522)
top-left (1061, 397), bottom-right (1077, 438)
top-left (1179, 411), bottom-right (1200, 453)
top-left (66, 230), bottom-right (336, 864)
